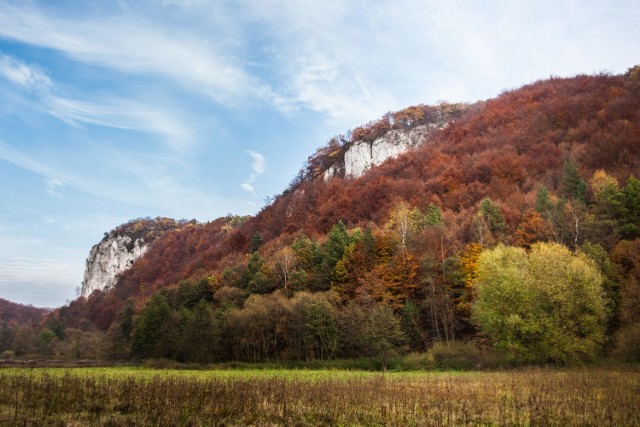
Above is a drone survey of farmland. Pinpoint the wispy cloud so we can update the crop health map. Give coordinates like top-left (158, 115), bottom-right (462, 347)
top-left (44, 177), bottom-right (65, 198)
top-left (0, 140), bottom-right (63, 179)
top-left (0, 52), bottom-right (51, 91)
top-left (241, 150), bottom-right (266, 194)
top-left (0, 51), bottom-right (195, 150)
top-left (0, 138), bottom-right (238, 221)
top-left (0, 2), bottom-right (280, 107)
top-left (48, 97), bottom-right (194, 150)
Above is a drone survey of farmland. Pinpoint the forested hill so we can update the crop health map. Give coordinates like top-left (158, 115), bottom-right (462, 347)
top-left (35, 67), bottom-right (640, 364)
top-left (0, 298), bottom-right (49, 325)
top-left (102, 69), bottom-right (639, 300)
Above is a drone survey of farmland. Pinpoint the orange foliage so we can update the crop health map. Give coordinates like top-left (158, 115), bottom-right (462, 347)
top-left (64, 71), bottom-right (640, 330)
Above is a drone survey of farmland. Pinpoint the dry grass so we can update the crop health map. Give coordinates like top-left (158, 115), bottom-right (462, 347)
top-left (0, 367), bottom-right (638, 425)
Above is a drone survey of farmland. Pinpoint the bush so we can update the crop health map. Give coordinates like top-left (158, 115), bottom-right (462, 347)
top-left (428, 341), bottom-right (509, 370)
top-left (614, 323), bottom-right (640, 362)
top-left (399, 352), bottom-right (435, 370)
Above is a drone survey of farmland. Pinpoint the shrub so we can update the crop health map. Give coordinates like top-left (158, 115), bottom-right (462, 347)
top-left (428, 341), bottom-right (509, 370)
top-left (614, 323), bottom-right (640, 362)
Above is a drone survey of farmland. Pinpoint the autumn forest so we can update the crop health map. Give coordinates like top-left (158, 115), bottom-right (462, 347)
top-left (2, 68), bottom-right (640, 367)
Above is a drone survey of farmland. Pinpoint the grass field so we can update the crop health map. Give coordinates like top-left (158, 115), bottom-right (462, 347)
top-left (1, 366), bottom-right (638, 425)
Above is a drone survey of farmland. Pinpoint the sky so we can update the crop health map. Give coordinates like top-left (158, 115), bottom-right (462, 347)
top-left (0, 0), bottom-right (638, 308)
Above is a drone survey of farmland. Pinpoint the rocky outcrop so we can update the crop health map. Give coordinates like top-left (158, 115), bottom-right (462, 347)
top-left (323, 104), bottom-right (464, 180)
top-left (344, 125), bottom-right (439, 178)
top-left (81, 235), bottom-right (150, 298)
top-left (81, 217), bottom-right (184, 298)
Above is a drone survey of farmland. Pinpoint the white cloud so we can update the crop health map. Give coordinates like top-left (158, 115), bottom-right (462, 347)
top-left (0, 53), bottom-right (52, 91)
top-left (247, 150), bottom-right (266, 175)
top-left (0, 2), bottom-right (279, 107)
top-left (241, 150), bottom-right (266, 194)
top-left (48, 97), bottom-right (194, 150)
top-left (0, 52), bottom-right (195, 151)
top-left (44, 177), bottom-right (65, 198)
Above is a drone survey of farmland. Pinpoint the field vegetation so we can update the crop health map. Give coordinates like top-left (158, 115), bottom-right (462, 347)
top-left (1, 366), bottom-right (638, 425)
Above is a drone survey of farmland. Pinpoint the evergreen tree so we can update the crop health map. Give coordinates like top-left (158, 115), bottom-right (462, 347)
top-left (561, 158), bottom-right (586, 203)
top-left (425, 203), bottom-right (443, 227)
top-left (621, 176), bottom-right (640, 238)
top-left (132, 294), bottom-right (175, 359)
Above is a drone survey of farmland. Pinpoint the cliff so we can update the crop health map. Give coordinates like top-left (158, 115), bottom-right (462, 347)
top-left (81, 217), bottom-right (185, 298)
top-left (321, 103), bottom-right (466, 180)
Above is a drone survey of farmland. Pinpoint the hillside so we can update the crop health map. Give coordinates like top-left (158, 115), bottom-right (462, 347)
top-left (0, 298), bottom-right (49, 325)
top-left (12, 68), bottom-right (639, 363)
top-left (111, 70), bottom-right (639, 298)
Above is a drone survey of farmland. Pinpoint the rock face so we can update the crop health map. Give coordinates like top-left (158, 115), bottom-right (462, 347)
top-left (81, 217), bottom-right (184, 298)
top-left (81, 235), bottom-right (150, 298)
top-left (322, 104), bottom-right (464, 181)
top-left (344, 125), bottom-right (437, 178)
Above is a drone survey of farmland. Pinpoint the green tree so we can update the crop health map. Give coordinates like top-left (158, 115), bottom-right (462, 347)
top-left (302, 297), bottom-right (337, 360)
top-left (46, 316), bottom-right (65, 341)
top-left (335, 303), bottom-right (369, 358)
top-left (581, 242), bottom-right (620, 338)
top-left (472, 242), bottom-right (606, 364)
top-left (473, 197), bottom-right (506, 245)
top-left (400, 301), bottom-right (427, 351)
top-left (179, 300), bottom-right (221, 363)
top-left (561, 158), bottom-right (586, 204)
top-left (621, 176), bottom-right (640, 238)
top-left (535, 185), bottom-right (550, 214)
top-left (241, 252), bottom-right (276, 294)
top-left (319, 221), bottom-right (352, 290)
top-left (132, 294), bottom-right (177, 359)
top-left (365, 304), bottom-right (408, 370)
top-left (250, 233), bottom-right (264, 253)
top-left (425, 203), bottom-right (444, 227)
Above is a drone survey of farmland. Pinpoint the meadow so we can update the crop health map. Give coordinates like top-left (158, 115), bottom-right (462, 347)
top-left (0, 366), bottom-right (638, 425)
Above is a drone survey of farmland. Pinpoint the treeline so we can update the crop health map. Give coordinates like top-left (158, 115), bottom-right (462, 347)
top-left (4, 166), bottom-right (640, 365)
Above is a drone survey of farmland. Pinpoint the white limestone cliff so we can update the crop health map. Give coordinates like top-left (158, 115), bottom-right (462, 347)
top-left (343, 124), bottom-right (443, 178)
top-left (81, 217), bottom-right (183, 298)
top-left (81, 234), bottom-right (149, 298)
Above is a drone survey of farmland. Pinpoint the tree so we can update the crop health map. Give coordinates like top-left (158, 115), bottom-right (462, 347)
top-left (178, 300), bottom-right (221, 363)
top-left (620, 176), bottom-right (640, 239)
top-left (425, 203), bottom-right (444, 227)
top-left (293, 294), bottom-right (337, 361)
top-left (320, 221), bottom-right (352, 290)
top-left (561, 158), bottom-right (586, 204)
top-left (250, 233), bottom-right (264, 253)
top-left (365, 304), bottom-right (407, 371)
top-left (514, 209), bottom-right (552, 249)
top-left (241, 252), bottom-right (276, 294)
top-left (132, 294), bottom-right (177, 359)
top-left (273, 246), bottom-right (295, 291)
top-left (386, 202), bottom-right (426, 254)
top-left (472, 242), bottom-right (606, 364)
top-left (473, 197), bottom-right (506, 245)
top-left (535, 185), bottom-right (550, 214)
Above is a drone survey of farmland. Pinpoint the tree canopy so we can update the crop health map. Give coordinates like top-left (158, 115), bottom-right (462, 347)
top-left (473, 242), bottom-right (606, 363)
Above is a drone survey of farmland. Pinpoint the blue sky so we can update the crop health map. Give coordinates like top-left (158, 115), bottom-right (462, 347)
top-left (0, 0), bottom-right (638, 307)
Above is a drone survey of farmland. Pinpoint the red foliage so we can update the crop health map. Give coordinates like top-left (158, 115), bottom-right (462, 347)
top-left (67, 71), bottom-right (640, 320)
top-left (0, 298), bottom-right (49, 325)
